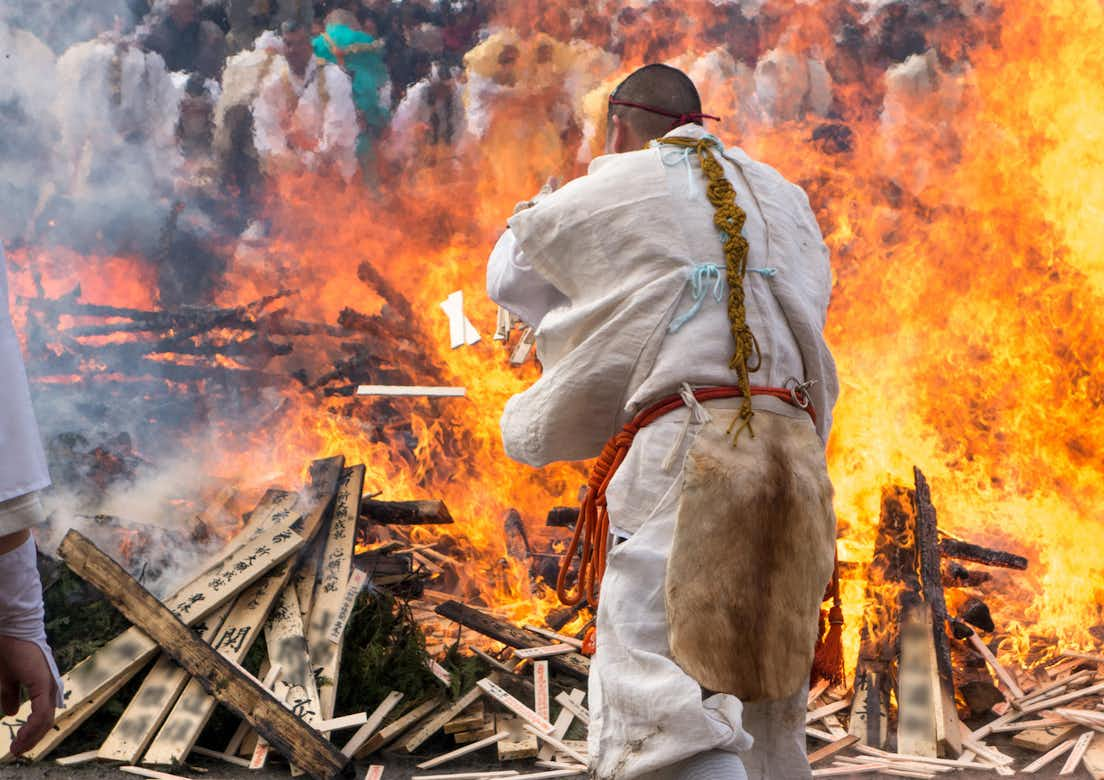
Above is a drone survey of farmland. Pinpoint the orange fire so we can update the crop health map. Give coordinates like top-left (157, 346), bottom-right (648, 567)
top-left (10, 0), bottom-right (1104, 667)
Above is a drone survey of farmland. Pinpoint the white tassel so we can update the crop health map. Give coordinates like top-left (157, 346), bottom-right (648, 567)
top-left (662, 383), bottom-right (712, 472)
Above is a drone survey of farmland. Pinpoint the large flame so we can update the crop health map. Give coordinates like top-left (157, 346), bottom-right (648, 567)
top-left (10, 0), bottom-right (1104, 664)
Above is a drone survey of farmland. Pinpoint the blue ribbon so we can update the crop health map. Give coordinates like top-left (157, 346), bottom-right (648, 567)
top-left (669, 263), bottom-right (725, 333)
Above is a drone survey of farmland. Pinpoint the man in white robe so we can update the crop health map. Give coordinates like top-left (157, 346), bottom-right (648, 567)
top-left (0, 243), bottom-right (64, 755)
top-left (488, 65), bottom-right (838, 779)
top-left (247, 21), bottom-right (359, 181)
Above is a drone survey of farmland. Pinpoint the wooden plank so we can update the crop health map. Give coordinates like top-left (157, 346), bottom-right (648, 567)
top-left (143, 558), bottom-right (296, 765)
top-left (444, 702), bottom-right (485, 735)
top-left (355, 697), bottom-right (444, 758)
top-left (1015, 722), bottom-right (1078, 752)
top-left (266, 584), bottom-right (324, 725)
top-left (552, 692), bottom-right (588, 726)
top-left (524, 626), bottom-right (583, 650)
top-left (1084, 729), bottom-right (1104, 779)
top-left (539, 690), bottom-right (584, 761)
top-left (342, 692), bottom-right (404, 757)
top-left (807, 734), bottom-right (859, 765)
top-left (1022, 738), bottom-right (1078, 773)
top-left (357, 385), bottom-right (466, 398)
top-left (1060, 731), bottom-right (1095, 775)
top-left (365, 766), bottom-right (385, 780)
top-left (190, 746), bottom-right (252, 767)
top-left (56, 530), bottom-right (348, 780)
top-left (515, 645), bottom-right (575, 660)
top-left (10, 490), bottom-right (305, 762)
top-left (308, 466), bottom-right (365, 728)
top-left (911, 468), bottom-right (960, 756)
top-left (533, 662), bottom-right (550, 722)
top-left (98, 603), bottom-right (232, 762)
top-left (419, 731), bottom-right (510, 769)
top-left (362, 499), bottom-right (453, 525)
top-left (897, 604), bottom-right (938, 757)
top-left (498, 717), bottom-right (539, 761)
top-left (55, 750), bottom-right (100, 766)
top-left (522, 726), bottom-right (585, 764)
top-left (403, 683), bottom-right (487, 752)
top-left (453, 719), bottom-right (497, 745)
top-left (938, 537), bottom-right (1027, 570)
top-left (478, 678), bottom-right (554, 733)
top-left (314, 713), bottom-right (368, 733)
top-left (120, 766), bottom-right (191, 780)
top-left (436, 602), bottom-right (589, 680)
top-left (965, 630), bottom-right (1024, 699)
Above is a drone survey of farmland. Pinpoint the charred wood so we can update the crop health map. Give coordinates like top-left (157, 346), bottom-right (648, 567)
top-left (360, 498), bottom-right (453, 525)
top-left (546, 507), bottom-right (579, 528)
top-left (939, 537), bottom-right (1028, 570)
top-left (961, 597), bottom-right (995, 633)
top-left (434, 600), bottom-right (589, 681)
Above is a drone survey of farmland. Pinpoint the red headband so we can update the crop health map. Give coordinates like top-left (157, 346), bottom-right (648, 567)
top-left (608, 98), bottom-right (721, 132)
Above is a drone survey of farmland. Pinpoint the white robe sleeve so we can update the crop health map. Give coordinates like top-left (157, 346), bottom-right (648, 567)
top-left (317, 64), bottom-right (358, 180)
top-left (252, 67), bottom-right (292, 166)
top-left (486, 229), bottom-right (568, 328)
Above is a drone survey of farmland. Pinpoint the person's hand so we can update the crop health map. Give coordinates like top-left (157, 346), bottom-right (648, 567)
top-left (0, 635), bottom-right (58, 756)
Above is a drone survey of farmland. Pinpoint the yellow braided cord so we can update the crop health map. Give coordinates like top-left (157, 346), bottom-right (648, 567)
top-left (659, 136), bottom-right (762, 442)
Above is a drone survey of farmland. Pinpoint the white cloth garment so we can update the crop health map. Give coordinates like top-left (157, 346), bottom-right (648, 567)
top-left (490, 124), bottom-right (836, 778)
top-left (0, 535), bottom-right (65, 708)
top-left (0, 245), bottom-right (50, 515)
top-left (251, 47), bottom-right (359, 181)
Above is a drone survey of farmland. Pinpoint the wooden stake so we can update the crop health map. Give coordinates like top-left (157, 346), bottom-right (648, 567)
top-left (355, 697), bottom-right (444, 758)
top-left (362, 499), bottom-right (454, 525)
top-left (514, 645), bottom-right (575, 660)
top-left (403, 683), bottom-right (487, 752)
top-left (1084, 729), bottom-right (1104, 779)
top-left (308, 466), bottom-right (366, 729)
top-left (55, 750), bottom-right (100, 766)
top-left (523, 626), bottom-right (584, 650)
top-left (477, 678), bottom-right (554, 733)
top-left (190, 746), bottom-right (252, 767)
top-left (436, 602), bottom-right (589, 680)
top-left (553, 692), bottom-right (589, 726)
top-left (1060, 731), bottom-right (1095, 775)
top-left (418, 732), bottom-right (510, 769)
top-left (533, 662), bottom-right (550, 722)
top-left (10, 489), bottom-right (305, 762)
top-left (897, 604), bottom-right (939, 757)
top-left (807, 735), bottom-right (859, 765)
top-left (1020, 738), bottom-right (1078, 773)
top-left (98, 603), bottom-right (232, 762)
top-left (143, 561), bottom-right (295, 765)
top-left (522, 726), bottom-right (586, 764)
top-left (966, 631), bottom-right (1024, 699)
top-left (539, 689), bottom-right (584, 761)
top-left (57, 530), bottom-right (348, 780)
top-left (342, 691), bottom-right (404, 757)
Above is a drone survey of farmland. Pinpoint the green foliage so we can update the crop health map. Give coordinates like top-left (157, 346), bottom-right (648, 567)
top-left (42, 566), bottom-right (130, 674)
top-left (335, 589), bottom-right (472, 715)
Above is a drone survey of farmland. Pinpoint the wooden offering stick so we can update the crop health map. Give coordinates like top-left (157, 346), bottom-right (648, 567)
top-left (58, 530), bottom-right (349, 780)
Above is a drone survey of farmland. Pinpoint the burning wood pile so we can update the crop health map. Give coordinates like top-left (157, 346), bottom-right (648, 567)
top-left (1, 454), bottom-right (594, 780)
top-left (13, 448), bottom-right (1104, 779)
top-left (802, 468), bottom-right (1104, 778)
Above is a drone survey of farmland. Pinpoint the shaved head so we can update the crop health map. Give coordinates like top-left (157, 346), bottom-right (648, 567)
top-left (607, 64), bottom-right (703, 143)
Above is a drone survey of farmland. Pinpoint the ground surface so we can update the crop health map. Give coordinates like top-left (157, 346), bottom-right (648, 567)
top-left (0, 758), bottom-right (1093, 779)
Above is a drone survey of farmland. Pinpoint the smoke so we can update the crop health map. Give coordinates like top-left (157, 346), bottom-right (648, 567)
top-left (35, 447), bottom-right (229, 599)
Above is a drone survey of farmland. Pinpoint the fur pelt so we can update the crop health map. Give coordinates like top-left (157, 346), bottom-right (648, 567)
top-left (666, 410), bottom-right (836, 702)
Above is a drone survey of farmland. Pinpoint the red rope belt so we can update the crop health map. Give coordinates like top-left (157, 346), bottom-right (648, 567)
top-left (555, 385), bottom-right (816, 608)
